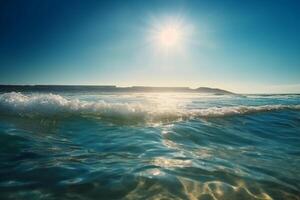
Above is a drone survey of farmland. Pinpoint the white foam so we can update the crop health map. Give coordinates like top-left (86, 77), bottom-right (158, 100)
top-left (0, 92), bottom-right (299, 123)
top-left (191, 104), bottom-right (300, 117)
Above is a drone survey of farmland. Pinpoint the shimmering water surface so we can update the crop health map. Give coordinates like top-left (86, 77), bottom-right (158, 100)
top-left (0, 92), bottom-right (299, 200)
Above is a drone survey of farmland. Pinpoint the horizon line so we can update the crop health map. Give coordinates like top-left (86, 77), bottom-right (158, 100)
top-left (0, 84), bottom-right (300, 95)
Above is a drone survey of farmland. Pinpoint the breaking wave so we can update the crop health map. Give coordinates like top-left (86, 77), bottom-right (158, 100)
top-left (0, 92), bottom-right (299, 123)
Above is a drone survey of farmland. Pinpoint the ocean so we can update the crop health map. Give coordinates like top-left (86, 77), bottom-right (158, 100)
top-left (0, 91), bottom-right (299, 199)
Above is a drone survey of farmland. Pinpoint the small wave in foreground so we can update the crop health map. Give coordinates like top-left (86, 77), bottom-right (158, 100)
top-left (0, 92), bottom-right (299, 123)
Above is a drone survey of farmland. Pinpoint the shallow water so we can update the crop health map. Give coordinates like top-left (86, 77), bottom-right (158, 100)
top-left (0, 92), bottom-right (299, 199)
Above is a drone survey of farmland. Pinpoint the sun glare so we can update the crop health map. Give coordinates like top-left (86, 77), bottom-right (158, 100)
top-left (158, 25), bottom-right (182, 47)
top-left (147, 16), bottom-right (192, 53)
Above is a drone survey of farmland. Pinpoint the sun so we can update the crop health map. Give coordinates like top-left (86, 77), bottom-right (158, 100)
top-left (158, 25), bottom-right (182, 47)
top-left (147, 16), bottom-right (192, 53)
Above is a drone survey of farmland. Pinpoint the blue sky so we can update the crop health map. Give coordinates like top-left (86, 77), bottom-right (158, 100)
top-left (0, 0), bottom-right (299, 93)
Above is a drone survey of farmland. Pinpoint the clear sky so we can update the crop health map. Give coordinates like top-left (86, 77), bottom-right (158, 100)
top-left (0, 0), bottom-right (299, 93)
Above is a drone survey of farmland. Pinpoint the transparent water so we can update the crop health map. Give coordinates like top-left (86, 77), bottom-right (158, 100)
top-left (0, 92), bottom-right (299, 199)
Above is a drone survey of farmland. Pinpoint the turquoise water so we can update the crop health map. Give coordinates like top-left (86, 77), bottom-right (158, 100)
top-left (0, 92), bottom-right (299, 199)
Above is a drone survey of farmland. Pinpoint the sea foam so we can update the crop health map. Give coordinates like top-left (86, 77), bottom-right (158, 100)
top-left (0, 92), bottom-right (299, 123)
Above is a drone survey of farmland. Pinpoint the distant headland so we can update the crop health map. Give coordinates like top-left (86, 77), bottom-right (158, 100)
top-left (0, 85), bottom-right (234, 95)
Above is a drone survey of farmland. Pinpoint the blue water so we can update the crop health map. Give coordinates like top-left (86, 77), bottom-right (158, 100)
top-left (0, 92), bottom-right (299, 199)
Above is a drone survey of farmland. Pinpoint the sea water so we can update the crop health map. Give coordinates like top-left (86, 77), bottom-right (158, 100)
top-left (0, 92), bottom-right (299, 199)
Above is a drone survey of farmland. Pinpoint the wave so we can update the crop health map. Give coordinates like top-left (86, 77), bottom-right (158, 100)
top-left (0, 92), bottom-right (299, 124)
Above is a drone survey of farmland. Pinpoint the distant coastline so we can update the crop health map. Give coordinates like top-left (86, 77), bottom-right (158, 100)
top-left (0, 85), bottom-right (234, 95)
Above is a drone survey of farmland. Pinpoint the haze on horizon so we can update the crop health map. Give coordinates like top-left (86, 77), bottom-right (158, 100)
top-left (0, 0), bottom-right (299, 94)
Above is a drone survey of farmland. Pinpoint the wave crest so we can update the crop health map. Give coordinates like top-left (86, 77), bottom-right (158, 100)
top-left (0, 92), bottom-right (299, 123)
